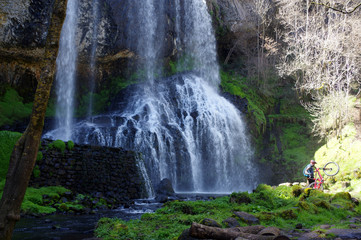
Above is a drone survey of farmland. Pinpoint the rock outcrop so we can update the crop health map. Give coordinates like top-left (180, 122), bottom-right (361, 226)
top-left (0, 0), bottom-right (264, 101)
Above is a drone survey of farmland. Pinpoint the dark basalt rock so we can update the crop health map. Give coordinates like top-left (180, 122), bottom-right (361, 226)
top-left (233, 211), bottom-right (260, 225)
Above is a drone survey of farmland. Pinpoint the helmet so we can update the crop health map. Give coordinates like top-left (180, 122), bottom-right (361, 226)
top-left (310, 159), bottom-right (316, 164)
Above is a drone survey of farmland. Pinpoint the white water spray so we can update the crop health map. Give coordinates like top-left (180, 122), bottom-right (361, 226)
top-left (54, 0), bottom-right (79, 141)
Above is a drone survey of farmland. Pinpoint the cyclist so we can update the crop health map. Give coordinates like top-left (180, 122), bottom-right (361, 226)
top-left (303, 159), bottom-right (317, 185)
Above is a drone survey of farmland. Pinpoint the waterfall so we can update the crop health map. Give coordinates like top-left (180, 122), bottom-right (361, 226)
top-left (46, 0), bottom-right (259, 195)
top-left (54, 0), bottom-right (79, 141)
top-left (178, 0), bottom-right (220, 87)
top-left (70, 73), bottom-right (257, 192)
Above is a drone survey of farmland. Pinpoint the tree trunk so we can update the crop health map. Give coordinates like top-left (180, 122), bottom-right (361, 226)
top-left (0, 0), bottom-right (68, 239)
top-left (189, 222), bottom-right (275, 240)
top-left (189, 223), bottom-right (290, 240)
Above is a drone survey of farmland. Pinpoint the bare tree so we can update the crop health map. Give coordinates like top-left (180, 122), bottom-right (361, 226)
top-left (0, 0), bottom-right (68, 239)
top-left (276, 0), bottom-right (361, 139)
top-left (311, 1), bottom-right (361, 14)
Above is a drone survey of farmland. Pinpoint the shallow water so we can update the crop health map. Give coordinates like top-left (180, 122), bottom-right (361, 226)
top-left (13, 199), bottom-right (162, 240)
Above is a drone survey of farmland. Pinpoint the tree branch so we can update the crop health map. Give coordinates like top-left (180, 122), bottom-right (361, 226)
top-left (311, 1), bottom-right (361, 14)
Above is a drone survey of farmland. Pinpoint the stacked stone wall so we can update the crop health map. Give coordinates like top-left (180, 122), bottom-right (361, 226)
top-left (30, 139), bottom-right (147, 201)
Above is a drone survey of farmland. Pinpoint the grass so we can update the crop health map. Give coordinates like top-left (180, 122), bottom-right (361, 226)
top-left (95, 184), bottom-right (361, 240)
top-left (314, 123), bottom-right (361, 197)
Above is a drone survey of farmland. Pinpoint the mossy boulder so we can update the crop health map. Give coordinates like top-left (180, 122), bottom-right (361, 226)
top-left (229, 192), bottom-right (252, 204)
top-left (48, 139), bottom-right (66, 153)
top-left (311, 199), bottom-right (331, 209)
top-left (291, 185), bottom-right (303, 197)
top-left (200, 218), bottom-right (222, 228)
top-left (279, 209), bottom-right (297, 219)
top-left (332, 192), bottom-right (352, 201)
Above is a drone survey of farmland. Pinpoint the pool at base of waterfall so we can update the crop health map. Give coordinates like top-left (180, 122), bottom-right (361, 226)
top-left (13, 193), bottom-right (225, 240)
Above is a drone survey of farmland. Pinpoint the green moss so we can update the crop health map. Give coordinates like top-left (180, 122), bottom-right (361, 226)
top-left (95, 185), bottom-right (359, 240)
top-left (77, 74), bottom-right (141, 117)
top-left (0, 88), bottom-right (33, 127)
top-left (36, 151), bottom-right (43, 162)
top-left (67, 140), bottom-right (74, 151)
top-left (220, 71), bottom-right (271, 134)
top-left (0, 131), bottom-right (22, 180)
top-left (47, 139), bottom-right (66, 153)
top-left (20, 186), bottom-right (70, 214)
top-left (333, 192), bottom-right (352, 201)
top-left (229, 192), bottom-right (252, 204)
top-left (314, 124), bottom-right (361, 196)
top-left (291, 185), bottom-right (303, 197)
top-left (279, 209), bottom-right (297, 219)
top-left (32, 165), bottom-right (40, 178)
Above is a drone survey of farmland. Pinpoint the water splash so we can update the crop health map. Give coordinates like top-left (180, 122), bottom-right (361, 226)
top-left (54, 0), bottom-right (79, 141)
top-left (68, 73), bottom-right (257, 192)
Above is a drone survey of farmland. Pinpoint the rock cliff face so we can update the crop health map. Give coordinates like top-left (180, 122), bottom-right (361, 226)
top-left (0, 0), bottom-right (260, 101)
top-left (0, 0), bottom-right (55, 100)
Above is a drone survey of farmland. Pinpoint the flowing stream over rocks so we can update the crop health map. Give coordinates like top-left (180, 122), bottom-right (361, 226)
top-left (45, 0), bottom-right (259, 195)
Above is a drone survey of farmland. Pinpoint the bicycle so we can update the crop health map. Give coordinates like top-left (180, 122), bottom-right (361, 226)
top-left (306, 161), bottom-right (340, 190)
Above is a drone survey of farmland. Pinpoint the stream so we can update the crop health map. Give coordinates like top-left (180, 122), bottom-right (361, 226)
top-left (13, 194), bottom-right (225, 240)
top-left (13, 199), bottom-right (162, 240)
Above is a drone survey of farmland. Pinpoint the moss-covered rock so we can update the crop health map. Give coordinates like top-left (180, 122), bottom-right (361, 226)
top-left (47, 139), bottom-right (66, 153)
top-left (279, 209), bottom-right (297, 220)
top-left (229, 192), bottom-right (252, 204)
top-left (291, 185), bottom-right (303, 197)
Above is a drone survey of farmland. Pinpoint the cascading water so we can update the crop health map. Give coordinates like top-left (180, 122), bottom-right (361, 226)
top-left (71, 73), bottom-right (256, 192)
top-left (53, 0), bottom-right (79, 141)
top-left (178, 0), bottom-right (220, 86)
top-left (46, 0), bottom-right (259, 195)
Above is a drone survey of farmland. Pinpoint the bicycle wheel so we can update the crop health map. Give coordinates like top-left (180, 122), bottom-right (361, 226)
top-left (306, 182), bottom-right (316, 189)
top-left (306, 182), bottom-right (324, 191)
top-left (323, 162), bottom-right (339, 176)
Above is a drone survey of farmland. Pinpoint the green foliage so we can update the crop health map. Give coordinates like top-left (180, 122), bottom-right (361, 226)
top-left (314, 124), bottom-right (361, 197)
top-left (0, 88), bottom-right (33, 127)
top-left (32, 165), bottom-right (40, 178)
top-left (54, 202), bottom-right (84, 212)
top-left (291, 185), bottom-right (303, 197)
top-left (21, 186), bottom-right (70, 214)
top-left (77, 75), bottom-right (140, 117)
top-left (229, 192), bottom-right (251, 204)
top-left (167, 54), bottom-right (196, 76)
top-left (0, 131), bottom-right (22, 180)
top-left (47, 139), bottom-right (66, 153)
top-left (36, 151), bottom-right (43, 162)
top-left (45, 97), bottom-right (56, 117)
top-left (95, 185), bottom-right (359, 240)
top-left (67, 140), bottom-right (75, 151)
top-left (220, 71), bottom-right (272, 134)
